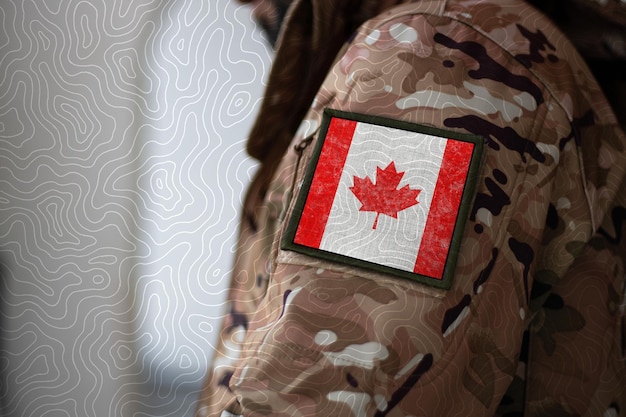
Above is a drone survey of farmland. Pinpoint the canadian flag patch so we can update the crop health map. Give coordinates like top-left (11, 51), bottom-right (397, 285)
top-left (282, 110), bottom-right (483, 289)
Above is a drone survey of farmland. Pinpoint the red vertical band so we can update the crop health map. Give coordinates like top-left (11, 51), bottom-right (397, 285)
top-left (414, 139), bottom-right (474, 279)
top-left (294, 118), bottom-right (357, 249)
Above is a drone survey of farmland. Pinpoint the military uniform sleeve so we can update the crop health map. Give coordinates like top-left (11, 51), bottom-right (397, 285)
top-left (200, 1), bottom-right (626, 416)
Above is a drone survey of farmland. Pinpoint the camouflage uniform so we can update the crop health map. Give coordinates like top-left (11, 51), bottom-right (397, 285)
top-left (196, 0), bottom-right (626, 415)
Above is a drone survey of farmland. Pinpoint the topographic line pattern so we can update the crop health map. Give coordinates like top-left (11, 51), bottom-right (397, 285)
top-left (0, 1), bottom-right (271, 416)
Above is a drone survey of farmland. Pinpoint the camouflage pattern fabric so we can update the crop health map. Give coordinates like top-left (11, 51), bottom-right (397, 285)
top-left (195, 0), bottom-right (626, 415)
top-left (528, 0), bottom-right (626, 61)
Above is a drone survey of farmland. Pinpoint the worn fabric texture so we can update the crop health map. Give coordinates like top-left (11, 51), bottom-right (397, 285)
top-left (195, 0), bottom-right (626, 416)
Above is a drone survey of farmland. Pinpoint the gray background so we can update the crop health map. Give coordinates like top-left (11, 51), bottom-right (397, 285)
top-left (0, 0), bottom-right (271, 415)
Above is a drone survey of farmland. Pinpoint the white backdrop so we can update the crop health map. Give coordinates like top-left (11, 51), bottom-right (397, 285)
top-left (0, 1), bottom-right (272, 416)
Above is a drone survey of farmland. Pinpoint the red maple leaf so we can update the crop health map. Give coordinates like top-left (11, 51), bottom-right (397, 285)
top-left (350, 161), bottom-right (420, 229)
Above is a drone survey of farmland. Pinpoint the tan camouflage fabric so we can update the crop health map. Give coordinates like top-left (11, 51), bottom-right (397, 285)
top-left (196, 0), bottom-right (626, 415)
top-left (529, 0), bottom-right (626, 61)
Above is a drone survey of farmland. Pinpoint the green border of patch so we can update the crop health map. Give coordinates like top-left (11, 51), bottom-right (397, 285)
top-left (281, 108), bottom-right (485, 290)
